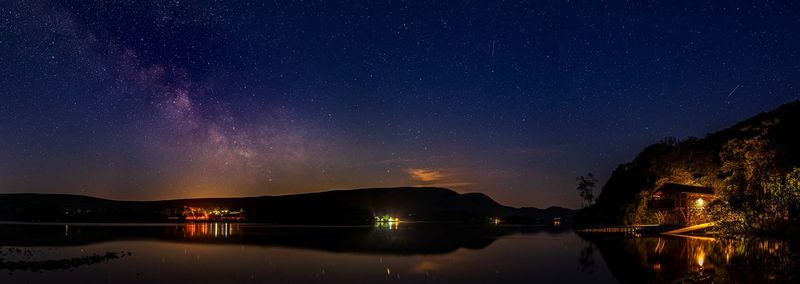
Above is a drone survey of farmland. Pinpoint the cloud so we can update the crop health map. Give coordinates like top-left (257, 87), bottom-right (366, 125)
top-left (407, 168), bottom-right (443, 182)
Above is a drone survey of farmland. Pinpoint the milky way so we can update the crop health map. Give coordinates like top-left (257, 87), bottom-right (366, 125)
top-left (1, 1), bottom-right (799, 207)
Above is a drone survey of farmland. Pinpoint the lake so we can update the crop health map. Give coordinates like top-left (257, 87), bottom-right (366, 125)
top-left (0, 223), bottom-right (797, 283)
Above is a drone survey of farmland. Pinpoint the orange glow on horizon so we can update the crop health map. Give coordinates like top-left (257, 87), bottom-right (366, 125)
top-left (406, 168), bottom-right (443, 182)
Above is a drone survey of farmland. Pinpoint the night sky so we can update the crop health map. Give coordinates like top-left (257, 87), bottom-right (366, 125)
top-left (1, 1), bottom-right (798, 208)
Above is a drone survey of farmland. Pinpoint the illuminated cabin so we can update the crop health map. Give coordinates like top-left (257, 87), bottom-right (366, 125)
top-left (648, 183), bottom-right (715, 225)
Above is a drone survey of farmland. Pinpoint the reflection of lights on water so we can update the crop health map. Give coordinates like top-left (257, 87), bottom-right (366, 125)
top-left (759, 240), bottom-right (783, 254)
top-left (374, 215), bottom-right (401, 230)
top-left (654, 239), bottom-right (665, 254)
top-left (374, 220), bottom-right (399, 230)
top-left (651, 238), bottom-right (713, 276)
top-left (652, 263), bottom-right (662, 271)
top-left (696, 249), bottom-right (705, 268)
top-left (184, 222), bottom-right (239, 238)
top-left (725, 244), bottom-right (734, 263)
top-left (645, 236), bottom-right (794, 281)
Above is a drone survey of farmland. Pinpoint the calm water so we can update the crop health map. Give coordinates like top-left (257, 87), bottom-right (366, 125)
top-left (0, 223), bottom-right (797, 283)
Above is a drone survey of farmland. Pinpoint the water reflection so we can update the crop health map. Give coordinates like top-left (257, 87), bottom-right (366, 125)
top-left (373, 220), bottom-right (399, 230)
top-left (0, 223), bottom-right (567, 255)
top-left (578, 241), bottom-right (596, 274)
top-left (183, 222), bottom-right (240, 238)
top-left (580, 233), bottom-right (800, 283)
top-left (5, 223), bottom-right (799, 283)
top-left (1, 224), bottom-right (602, 284)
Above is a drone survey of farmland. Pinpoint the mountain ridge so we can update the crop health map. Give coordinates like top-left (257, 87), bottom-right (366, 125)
top-left (0, 187), bottom-right (573, 225)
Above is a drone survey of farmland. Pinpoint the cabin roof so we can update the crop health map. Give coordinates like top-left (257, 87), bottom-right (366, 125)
top-left (653, 183), bottom-right (714, 195)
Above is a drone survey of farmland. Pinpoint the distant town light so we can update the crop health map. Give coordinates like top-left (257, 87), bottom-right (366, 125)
top-left (183, 206), bottom-right (245, 221)
top-left (374, 215), bottom-right (400, 223)
top-left (374, 215), bottom-right (400, 230)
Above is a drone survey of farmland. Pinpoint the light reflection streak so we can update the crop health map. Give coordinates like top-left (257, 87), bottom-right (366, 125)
top-left (183, 223), bottom-right (240, 238)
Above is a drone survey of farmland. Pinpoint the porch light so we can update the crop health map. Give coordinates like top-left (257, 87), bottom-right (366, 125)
top-left (695, 198), bottom-right (705, 208)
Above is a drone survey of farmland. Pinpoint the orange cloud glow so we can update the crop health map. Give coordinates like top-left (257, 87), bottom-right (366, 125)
top-left (406, 168), bottom-right (443, 182)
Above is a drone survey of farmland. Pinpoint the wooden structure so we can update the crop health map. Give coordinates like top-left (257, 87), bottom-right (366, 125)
top-left (648, 183), bottom-right (715, 225)
top-left (662, 222), bottom-right (715, 235)
top-left (577, 224), bottom-right (660, 235)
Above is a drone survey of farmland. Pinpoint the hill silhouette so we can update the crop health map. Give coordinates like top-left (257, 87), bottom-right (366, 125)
top-left (0, 187), bottom-right (572, 225)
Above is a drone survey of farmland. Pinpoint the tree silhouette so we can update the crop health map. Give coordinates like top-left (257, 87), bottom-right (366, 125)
top-left (576, 173), bottom-right (598, 208)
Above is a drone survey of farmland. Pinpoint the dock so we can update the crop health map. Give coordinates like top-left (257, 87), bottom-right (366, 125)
top-left (661, 222), bottom-right (715, 235)
top-left (577, 222), bottom-right (715, 236)
top-left (576, 224), bottom-right (659, 234)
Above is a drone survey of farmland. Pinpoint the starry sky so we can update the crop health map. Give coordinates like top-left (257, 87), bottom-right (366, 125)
top-left (1, 1), bottom-right (799, 208)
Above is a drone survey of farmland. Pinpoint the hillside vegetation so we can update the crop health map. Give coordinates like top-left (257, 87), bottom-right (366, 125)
top-left (576, 101), bottom-right (800, 234)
